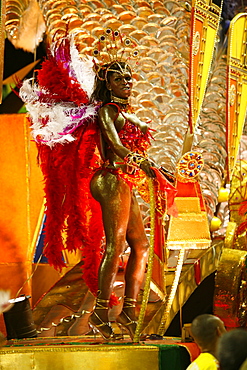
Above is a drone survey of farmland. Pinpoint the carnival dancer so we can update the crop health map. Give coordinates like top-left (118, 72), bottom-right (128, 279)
top-left (88, 59), bottom-right (156, 340)
top-left (20, 30), bottom-right (177, 342)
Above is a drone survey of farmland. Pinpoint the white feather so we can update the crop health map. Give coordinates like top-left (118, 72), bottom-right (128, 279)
top-left (20, 38), bottom-right (98, 147)
top-left (20, 79), bottom-right (98, 147)
top-left (69, 38), bottom-right (96, 99)
top-left (0, 290), bottom-right (12, 313)
top-left (7, 0), bottom-right (46, 53)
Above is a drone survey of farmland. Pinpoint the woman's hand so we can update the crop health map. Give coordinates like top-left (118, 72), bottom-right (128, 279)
top-left (140, 159), bottom-right (156, 178)
top-left (124, 152), bottom-right (156, 177)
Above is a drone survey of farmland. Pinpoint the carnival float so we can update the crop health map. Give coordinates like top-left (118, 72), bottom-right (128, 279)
top-left (0, 0), bottom-right (247, 368)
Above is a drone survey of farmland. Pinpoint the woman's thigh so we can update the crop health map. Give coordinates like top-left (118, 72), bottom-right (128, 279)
top-left (126, 193), bottom-right (149, 250)
top-left (90, 170), bottom-right (131, 244)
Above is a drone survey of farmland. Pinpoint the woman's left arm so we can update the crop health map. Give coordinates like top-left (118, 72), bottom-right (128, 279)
top-left (122, 112), bottom-right (148, 133)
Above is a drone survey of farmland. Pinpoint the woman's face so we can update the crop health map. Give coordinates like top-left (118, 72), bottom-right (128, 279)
top-left (107, 71), bottom-right (133, 99)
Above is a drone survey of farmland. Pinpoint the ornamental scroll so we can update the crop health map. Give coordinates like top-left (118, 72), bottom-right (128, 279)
top-left (226, 13), bottom-right (247, 182)
top-left (214, 248), bottom-right (247, 329)
top-left (189, 0), bottom-right (223, 133)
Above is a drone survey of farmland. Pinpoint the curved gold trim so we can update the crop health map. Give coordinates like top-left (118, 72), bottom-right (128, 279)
top-left (133, 178), bottom-right (155, 343)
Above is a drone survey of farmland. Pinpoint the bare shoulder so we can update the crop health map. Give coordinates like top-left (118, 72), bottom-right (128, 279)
top-left (99, 104), bottom-right (118, 115)
top-left (98, 104), bottom-right (120, 126)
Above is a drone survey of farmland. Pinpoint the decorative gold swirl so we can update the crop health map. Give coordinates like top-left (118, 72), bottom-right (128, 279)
top-left (133, 177), bottom-right (155, 343)
top-left (229, 83), bottom-right (236, 107)
top-left (176, 151), bottom-right (204, 183)
top-left (192, 30), bottom-right (200, 56)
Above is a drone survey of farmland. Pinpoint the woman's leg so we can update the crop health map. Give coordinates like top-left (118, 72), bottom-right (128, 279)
top-left (90, 171), bottom-right (131, 332)
top-left (116, 193), bottom-right (149, 339)
top-left (125, 193), bottom-right (149, 302)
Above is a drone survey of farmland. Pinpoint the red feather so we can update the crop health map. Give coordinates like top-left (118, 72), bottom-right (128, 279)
top-left (38, 122), bottom-right (119, 306)
top-left (37, 57), bottom-right (89, 106)
top-left (239, 200), bottom-right (247, 216)
top-left (237, 220), bottom-right (247, 235)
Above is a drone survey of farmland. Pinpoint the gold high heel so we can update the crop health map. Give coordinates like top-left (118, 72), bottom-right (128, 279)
top-left (88, 297), bottom-right (116, 341)
top-left (116, 297), bottom-right (138, 341)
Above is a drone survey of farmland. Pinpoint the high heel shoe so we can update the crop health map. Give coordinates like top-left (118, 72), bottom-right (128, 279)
top-left (88, 298), bottom-right (116, 341)
top-left (116, 298), bottom-right (137, 341)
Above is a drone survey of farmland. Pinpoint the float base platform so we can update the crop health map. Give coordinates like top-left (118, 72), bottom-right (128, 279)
top-left (0, 336), bottom-right (199, 370)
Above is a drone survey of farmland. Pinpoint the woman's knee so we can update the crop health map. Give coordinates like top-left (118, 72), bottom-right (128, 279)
top-left (128, 236), bottom-right (149, 256)
top-left (105, 237), bottom-right (126, 259)
top-left (139, 239), bottom-right (149, 255)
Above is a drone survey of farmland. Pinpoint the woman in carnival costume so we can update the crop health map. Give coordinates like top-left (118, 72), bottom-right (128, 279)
top-left (88, 58), bottom-right (156, 340)
top-left (20, 30), bottom-right (177, 341)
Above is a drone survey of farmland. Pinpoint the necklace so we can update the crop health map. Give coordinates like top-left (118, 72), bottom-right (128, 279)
top-left (111, 95), bottom-right (129, 105)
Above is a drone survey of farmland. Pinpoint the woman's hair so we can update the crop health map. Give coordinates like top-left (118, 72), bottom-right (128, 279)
top-left (91, 61), bottom-right (131, 104)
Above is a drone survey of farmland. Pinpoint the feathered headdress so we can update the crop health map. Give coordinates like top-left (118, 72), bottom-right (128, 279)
top-left (91, 28), bottom-right (139, 81)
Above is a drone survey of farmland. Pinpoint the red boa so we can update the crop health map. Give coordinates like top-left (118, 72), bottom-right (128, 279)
top-left (38, 121), bottom-right (120, 304)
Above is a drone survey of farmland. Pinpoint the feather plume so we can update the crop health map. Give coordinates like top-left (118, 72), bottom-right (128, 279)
top-left (37, 56), bottom-right (89, 105)
top-left (0, 291), bottom-right (13, 313)
top-left (239, 200), bottom-right (247, 216)
top-left (20, 36), bottom-right (99, 147)
top-left (69, 39), bottom-right (95, 99)
top-left (20, 35), bottom-right (119, 306)
top-left (237, 220), bottom-right (247, 235)
top-left (7, 0), bottom-right (45, 53)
